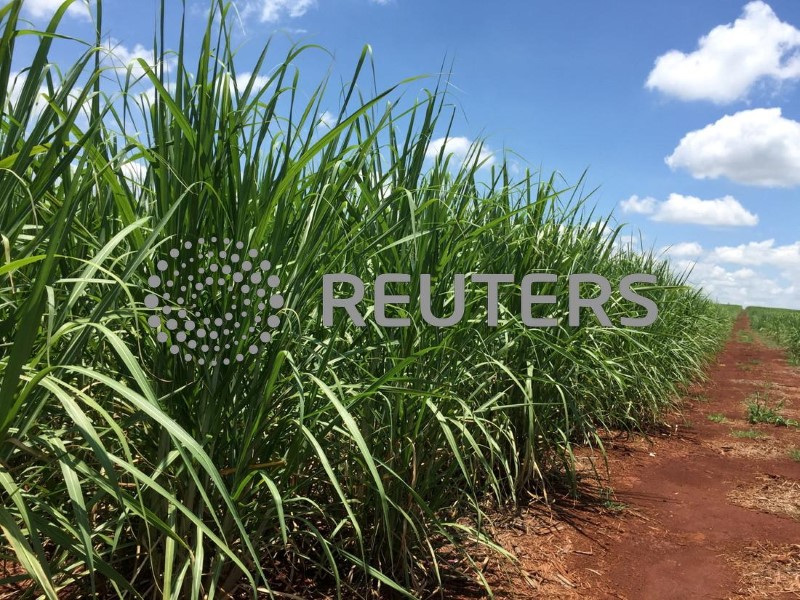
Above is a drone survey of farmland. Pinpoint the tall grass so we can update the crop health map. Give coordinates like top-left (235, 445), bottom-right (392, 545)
top-left (0, 1), bottom-right (732, 597)
top-left (748, 306), bottom-right (800, 362)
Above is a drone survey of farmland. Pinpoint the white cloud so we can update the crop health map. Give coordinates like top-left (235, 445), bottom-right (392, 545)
top-left (425, 136), bottom-right (495, 167)
top-left (6, 70), bottom-right (87, 122)
top-left (141, 72), bottom-right (270, 105)
top-left (101, 39), bottom-right (174, 77)
top-left (8, 71), bottom-right (27, 108)
top-left (620, 193), bottom-right (758, 227)
top-left (665, 108), bottom-right (800, 187)
top-left (121, 160), bottom-right (147, 184)
top-left (231, 72), bottom-right (270, 92)
top-left (22, 0), bottom-right (91, 21)
top-left (684, 259), bottom-right (798, 309)
top-left (710, 239), bottom-right (800, 271)
top-left (663, 238), bottom-right (800, 308)
top-left (612, 232), bottom-right (647, 254)
top-left (317, 110), bottom-right (336, 130)
top-left (235, 0), bottom-right (389, 28)
top-left (138, 81), bottom-right (177, 105)
top-left (620, 195), bottom-right (657, 215)
top-left (243, 0), bottom-right (316, 22)
top-left (652, 194), bottom-right (758, 226)
top-left (646, 1), bottom-right (800, 103)
top-left (661, 241), bottom-right (704, 258)
top-left (7, 72), bottom-right (47, 119)
top-left (683, 260), bottom-right (780, 304)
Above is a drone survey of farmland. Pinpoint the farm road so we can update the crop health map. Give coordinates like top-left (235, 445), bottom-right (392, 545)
top-left (489, 314), bottom-right (800, 599)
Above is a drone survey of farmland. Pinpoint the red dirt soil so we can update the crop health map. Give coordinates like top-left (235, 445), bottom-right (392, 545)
top-left (486, 314), bottom-right (800, 599)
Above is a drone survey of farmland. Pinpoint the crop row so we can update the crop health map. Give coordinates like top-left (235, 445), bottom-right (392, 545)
top-left (0, 2), bottom-right (734, 597)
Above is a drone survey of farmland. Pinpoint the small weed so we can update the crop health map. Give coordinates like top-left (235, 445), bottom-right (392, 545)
top-left (599, 487), bottom-right (627, 512)
top-left (604, 500), bottom-right (627, 512)
top-left (789, 449), bottom-right (800, 462)
top-left (731, 429), bottom-right (765, 439)
top-left (688, 391), bottom-right (710, 403)
top-left (737, 330), bottom-right (754, 343)
top-left (707, 413), bottom-right (727, 423)
top-left (746, 393), bottom-right (798, 427)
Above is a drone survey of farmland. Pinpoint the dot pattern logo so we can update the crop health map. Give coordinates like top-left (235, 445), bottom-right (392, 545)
top-left (143, 238), bottom-right (283, 366)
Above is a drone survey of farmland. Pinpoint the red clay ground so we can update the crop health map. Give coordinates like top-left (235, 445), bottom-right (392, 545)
top-left (483, 314), bottom-right (800, 599)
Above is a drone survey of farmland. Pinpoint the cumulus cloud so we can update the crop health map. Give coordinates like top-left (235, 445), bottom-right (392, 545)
top-left (646, 1), bottom-right (800, 103)
top-left (425, 136), bottom-right (495, 167)
top-left (317, 110), bottom-right (336, 129)
top-left (242, 0), bottom-right (391, 22)
top-left (620, 195), bottom-right (657, 215)
top-left (7, 72), bottom-right (47, 119)
top-left (681, 259), bottom-right (796, 308)
top-left (101, 39), bottom-right (174, 77)
top-left (6, 70), bottom-right (87, 122)
top-left (611, 231), bottom-right (650, 256)
top-left (660, 242), bottom-right (704, 258)
top-left (228, 0), bottom-right (391, 30)
top-left (239, 0), bottom-right (316, 22)
top-left (138, 81), bottom-right (177, 105)
top-left (620, 193), bottom-right (758, 226)
top-left (665, 108), bottom-right (800, 187)
top-left (22, 0), bottom-right (91, 21)
top-left (121, 160), bottom-right (147, 184)
top-left (231, 72), bottom-right (270, 92)
top-left (652, 194), bottom-right (758, 226)
top-left (710, 239), bottom-right (800, 270)
top-left (8, 72), bottom-right (28, 108)
top-left (662, 238), bottom-right (800, 308)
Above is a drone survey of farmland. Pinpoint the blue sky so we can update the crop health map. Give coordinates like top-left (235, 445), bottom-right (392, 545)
top-left (11, 0), bottom-right (800, 308)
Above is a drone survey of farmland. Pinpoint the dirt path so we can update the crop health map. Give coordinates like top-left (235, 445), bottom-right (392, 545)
top-left (490, 314), bottom-right (800, 599)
